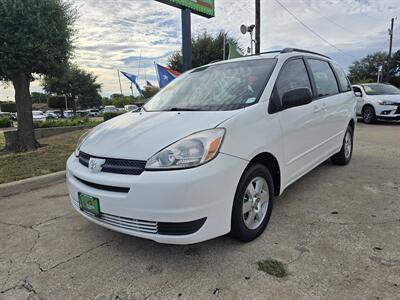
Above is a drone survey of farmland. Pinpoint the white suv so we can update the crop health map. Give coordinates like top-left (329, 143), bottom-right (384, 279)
top-left (67, 48), bottom-right (356, 244)
top-left (352, 83), bottom-right (400, 123)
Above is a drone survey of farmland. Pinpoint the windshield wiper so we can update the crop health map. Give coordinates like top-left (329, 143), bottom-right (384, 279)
top-left (165, 107), bottom-right (203, 111)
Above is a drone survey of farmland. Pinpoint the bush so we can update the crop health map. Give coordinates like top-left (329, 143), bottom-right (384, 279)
top-left (0, 102), bottom-right (16, 113)
top-left (33, 118), bottom-right (102, 129)
top-left (0, 117), bottom-right (12, 128)
top-left (103, 111), bottom-right (125, 121)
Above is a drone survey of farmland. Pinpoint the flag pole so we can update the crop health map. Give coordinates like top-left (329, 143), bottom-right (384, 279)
top-left (117, 69), bottom-right (123, 95)
top-left (137, 49), bottom-right (142, 96)
top-left (154, 61), bottom-right (161, 88)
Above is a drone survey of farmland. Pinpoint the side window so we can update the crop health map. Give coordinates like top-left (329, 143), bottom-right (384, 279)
top-left (308, 59), bottom-right (339, 97)
top-left (275, 59), bottom-right (312, 102)
top-left (332, 63), bottom-right (352, 92)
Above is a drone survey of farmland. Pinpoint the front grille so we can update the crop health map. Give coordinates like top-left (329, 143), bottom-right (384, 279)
top-left (396, 105), bottom-right (400, 114)
top-left (73, 199), bottom-right (206, 236)
top-left (101, 212), bottom-right (158, 234)
top-left (74, 176), bottom-right (130, 193)
top-left (79, 151), bottom-right (146, 175)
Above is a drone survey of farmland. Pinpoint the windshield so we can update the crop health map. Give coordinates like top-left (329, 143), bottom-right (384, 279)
top-left (363, 84), bottom-right (400, 95)
top-left (144, 58), bottom-right (277, 111)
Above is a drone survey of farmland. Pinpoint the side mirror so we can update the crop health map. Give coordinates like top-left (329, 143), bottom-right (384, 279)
top-left (354, 92), bottom-right (362, 97)
top-left (282, 88), bottom-right (312, 109)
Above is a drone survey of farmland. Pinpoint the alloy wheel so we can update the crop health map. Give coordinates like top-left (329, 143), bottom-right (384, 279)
top-left (242, 177), bottom-right (269, 230)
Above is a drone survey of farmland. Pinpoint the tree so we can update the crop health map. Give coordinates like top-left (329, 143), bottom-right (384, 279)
top-left (0, 0), bottom-right (75, 152)
top-left (348, 50), bottom-right (400, 86)
top-left (168, 31), bottom-right (242, 73)
top-left (142, 86), bottom-right (159, 99)
top-left (31, 92), bottom-right (49, 104)
top-left (42, 65), bottom-right (102, 109)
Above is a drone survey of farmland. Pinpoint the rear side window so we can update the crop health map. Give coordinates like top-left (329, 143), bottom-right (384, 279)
top-left (308, 59), bottom-right (339, 97)
top-left (276, 59), bottom-right (312, 100)
top-left (332, 63), bottom-right (352, 92)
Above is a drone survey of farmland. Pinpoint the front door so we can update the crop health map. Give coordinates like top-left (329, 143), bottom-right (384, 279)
top-left (273, 58), bottom-right (323, 185)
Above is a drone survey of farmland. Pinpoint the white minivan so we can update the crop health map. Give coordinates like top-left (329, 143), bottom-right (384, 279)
top-left (67, 49), bottom-right (356, 244)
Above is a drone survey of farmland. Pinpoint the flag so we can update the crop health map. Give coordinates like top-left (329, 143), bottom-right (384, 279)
top-left (146, 81), bottom-right (154, 87)
top-left (228, 42), bottom-right (243, 59)
top-left (120, 71), bottom-right (143, 96)
top-left (155, 63), bottom-right (181, 88)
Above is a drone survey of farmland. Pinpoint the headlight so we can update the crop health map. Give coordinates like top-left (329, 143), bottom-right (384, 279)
top-left (145, 128), bottom-right (225, 170)
top-left (74, 130), bottom-right (91, 157)
top-left (377, 100), bottom-right (397, 106)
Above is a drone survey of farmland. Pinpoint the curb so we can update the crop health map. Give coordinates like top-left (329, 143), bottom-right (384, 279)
top-left (0, 171), bottom-right (66, 198)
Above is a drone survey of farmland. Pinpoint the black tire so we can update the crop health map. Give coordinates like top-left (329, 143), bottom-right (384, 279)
top-left (362, 105), bottom-right (376, 124)
top-left (231, 164), bottom-right (274, 242)
top-left (331, 125), bottom-right (353, 165)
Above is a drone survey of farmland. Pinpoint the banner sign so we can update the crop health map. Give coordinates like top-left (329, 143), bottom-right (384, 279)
top-left (155, 0), bottom-right (215, 18)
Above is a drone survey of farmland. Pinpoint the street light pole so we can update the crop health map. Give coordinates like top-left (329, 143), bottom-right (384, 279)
top-left (387, 17), bottom-right (395, 81)
top-left (182, 8), bottom-right (192, 71)
top-left (255, 0), bottom-right (260, 54)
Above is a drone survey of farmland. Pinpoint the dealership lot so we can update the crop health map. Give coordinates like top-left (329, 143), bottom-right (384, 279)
top-left (0, 122), bottom-right (399, 299)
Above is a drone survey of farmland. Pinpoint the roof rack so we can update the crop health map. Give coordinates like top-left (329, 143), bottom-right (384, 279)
top-left (280, 48), bottom-right (331, 59)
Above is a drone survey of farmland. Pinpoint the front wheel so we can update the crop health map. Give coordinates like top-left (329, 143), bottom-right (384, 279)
top-left (231, 164), bottom-right (274, 242)
top-left (362, 106), bottom-right (376, 124)
top-left (331, 125), bottom-right (353, 165)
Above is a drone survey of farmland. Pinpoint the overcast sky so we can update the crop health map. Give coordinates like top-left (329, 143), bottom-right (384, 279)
top-left (1, 0), bottom-right (399, 100)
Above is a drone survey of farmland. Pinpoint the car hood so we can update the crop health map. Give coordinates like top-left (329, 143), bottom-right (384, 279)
top-left (80, 110), bottom-right (240, 160)
top-left (368, 95), bottom-right (400, 103)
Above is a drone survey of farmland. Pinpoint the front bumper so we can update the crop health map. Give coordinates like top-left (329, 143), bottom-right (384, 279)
top-left (375, 104), bottom-right (400, 119)
top-left (66, 153), bottom-right (248, 244)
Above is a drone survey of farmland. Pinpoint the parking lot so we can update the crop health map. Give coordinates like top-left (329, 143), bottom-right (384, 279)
top-left (0, 122), bottom-right (399, 299)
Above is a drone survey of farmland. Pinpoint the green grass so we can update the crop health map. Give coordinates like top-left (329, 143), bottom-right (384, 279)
top-left (0, 130), bottom-right (87, 184)
top-left (0, 132), bottom-right (4, 150)
top-left (257, 259), bottom-right (287, 278)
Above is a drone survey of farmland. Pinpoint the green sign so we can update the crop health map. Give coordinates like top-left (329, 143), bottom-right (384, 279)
top-left (156, 0), bottom-right (215, 18)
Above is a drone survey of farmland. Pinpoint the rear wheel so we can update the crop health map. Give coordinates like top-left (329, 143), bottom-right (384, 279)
top-left (362, 106), bottom-right (376, 124)
top-left (231, 164), bottom-right (274, 242)
top-left (331, 125), bottom-right (353, 165)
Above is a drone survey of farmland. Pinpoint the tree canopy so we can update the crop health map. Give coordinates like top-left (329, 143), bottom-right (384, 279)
top-left (348, 50), bottom-right (400, 87)
top-left (42, 65), bottom-right (102, 109)
top-left (0, 0), bottom-right (76, 151)
top-left (0, 0), bottom-right (75, 81)
top-left (168, 31), bottom-right (242, 72)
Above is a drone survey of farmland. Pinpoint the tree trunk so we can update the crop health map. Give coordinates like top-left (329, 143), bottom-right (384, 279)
top-left (9, 73), bottom-right (39, 152)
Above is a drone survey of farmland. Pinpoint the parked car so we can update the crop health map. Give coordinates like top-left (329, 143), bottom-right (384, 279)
top-left (63, 110), bottom-right (74, 118)
top-left (45, 111), bottom-right (59, 119)
top-left (67, 48), bottom-right (356, 244)
top-left (0, 112), bottom-right (12, 119)
top-left (32, 110), bottom-right (47, 122)
top-left (103, 105), bottom-right (118, 113)
top-left (124, 105), bottom-right (139, 112)
top-left (352, 83), bottom-right (400, 123)
top-left (86, 109), bottom-right (100, 117)
top-left (77, 110), bottom-right (89, 117)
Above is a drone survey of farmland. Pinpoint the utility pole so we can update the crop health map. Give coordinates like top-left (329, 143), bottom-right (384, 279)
top-left (182, 8), bottom-right (192, 71)
top-left (387, 18), bottom-right (395, 81)
top-left (255, 0), bottom-right (261, 54)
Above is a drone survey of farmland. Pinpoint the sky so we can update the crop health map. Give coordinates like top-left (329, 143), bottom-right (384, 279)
top-left (1, 0), bottom-right (399, 101)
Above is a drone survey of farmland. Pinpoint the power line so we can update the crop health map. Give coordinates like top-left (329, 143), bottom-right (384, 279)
top-left (301, 1), bottom-right (357, 35)
top-left (273, 0), bottom-right (356, 59)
